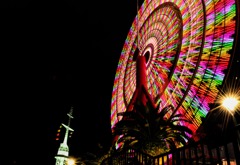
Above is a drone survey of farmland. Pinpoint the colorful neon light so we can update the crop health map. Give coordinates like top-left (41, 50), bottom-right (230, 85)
top-left (111, 0), bottom-right (236, 145)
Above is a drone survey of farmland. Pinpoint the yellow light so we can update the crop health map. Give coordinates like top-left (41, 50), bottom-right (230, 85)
top-left (222, 97), bottom-right (239, 112)
top-left (67, 158), bottom-right (76, 165)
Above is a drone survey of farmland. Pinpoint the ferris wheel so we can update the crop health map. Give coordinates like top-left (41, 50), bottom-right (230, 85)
top-left (111, 0), bottom-right (237, 136)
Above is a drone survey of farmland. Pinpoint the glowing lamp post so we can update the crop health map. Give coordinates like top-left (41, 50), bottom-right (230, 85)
top-left (221, 96), bottom-right (239, 115)
top-left (221, 95), bottom-right (240, 144)
top-left (221, 95), bottom-right (240, 164)
top-left (67, 158), bottom-right (76, 165)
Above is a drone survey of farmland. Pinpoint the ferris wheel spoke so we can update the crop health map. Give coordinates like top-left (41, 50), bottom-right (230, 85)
top-left (111, 0), bottom-right (237, 149)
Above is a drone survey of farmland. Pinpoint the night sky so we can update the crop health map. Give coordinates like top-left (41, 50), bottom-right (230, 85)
top-left (1, 1), bottom-right (239, 165)
top-left (1, 0), bottom-right (139, 165)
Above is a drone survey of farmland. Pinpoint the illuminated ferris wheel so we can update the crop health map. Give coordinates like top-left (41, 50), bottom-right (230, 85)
top-left (110, 0), bottom-right (237, 137)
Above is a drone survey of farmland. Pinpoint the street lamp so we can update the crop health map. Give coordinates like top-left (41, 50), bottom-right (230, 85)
top-left (219, 93), bottom-right (240, 164)
top-left (67, 157), bottom-right (76, 165)
top-left (221, 95), bottom-right (239, 115)
top-left (220, 94), bottom-right (240, 143)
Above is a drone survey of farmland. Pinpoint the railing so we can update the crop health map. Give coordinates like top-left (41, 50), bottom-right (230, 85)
top-left (101, 139), bottom-right (240, 165)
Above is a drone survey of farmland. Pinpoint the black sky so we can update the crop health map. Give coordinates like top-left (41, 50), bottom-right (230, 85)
top-left (1, 0), bottom-right (138, 165)
top-left (2, 1), bottom-right (238, 165)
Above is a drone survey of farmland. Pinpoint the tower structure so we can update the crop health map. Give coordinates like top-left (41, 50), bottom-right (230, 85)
top-left (55, 106), bottom-right (74, 165)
